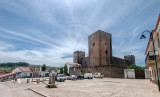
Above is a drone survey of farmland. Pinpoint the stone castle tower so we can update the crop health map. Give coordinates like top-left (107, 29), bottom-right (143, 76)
top-left (124, 55), bottom-right (135, 65)
top-left (88, 30), bottom-right (112, 66)
top-left (73, 51), bottom-right (85, 67)
top-left (73, 30), bottom-right (135, 68)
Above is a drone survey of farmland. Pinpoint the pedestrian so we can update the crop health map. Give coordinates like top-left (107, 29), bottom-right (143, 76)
top-left (14, 78), bottom-right (17, 83)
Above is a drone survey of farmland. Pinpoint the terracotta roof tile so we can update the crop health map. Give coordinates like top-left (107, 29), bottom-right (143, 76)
top-left (18, 67), bottom-right (32, 72)
top-left (0, 72), bottom-right (16, 78)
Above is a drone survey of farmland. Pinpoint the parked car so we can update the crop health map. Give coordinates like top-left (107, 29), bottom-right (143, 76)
top-left (57, 74), bottom-right (66, 82)
top-left (77, 75), bottom-right (84, 79)
top-left (84, 73), bottom-right (93, 79)
top-left (67, 75), bottom-right (77, 80)
top-left (94, 73), bottom-right (104, 78)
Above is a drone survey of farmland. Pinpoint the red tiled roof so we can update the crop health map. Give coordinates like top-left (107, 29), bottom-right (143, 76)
top-left (145, 13), bottom-right (160, 55)
top-left (145, 30), bottom-right (155, 55)
top-left (66, 62), bottom-right (81, 65)
top-left (155, 13), bottom-right (160, 31)
top-left (18, 67), bottom-right (32, 72)
top-left (0, 72), bottom-right (16, 78)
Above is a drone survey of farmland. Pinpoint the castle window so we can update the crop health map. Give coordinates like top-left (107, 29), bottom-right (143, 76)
top-left (106, 50), bottom-right (108, 54)
top-left (93, 42), bottom-right (95, 46)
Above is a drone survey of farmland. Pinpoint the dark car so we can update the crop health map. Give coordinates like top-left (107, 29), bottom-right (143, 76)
top-left (77, 75), bottom-right (84, 79)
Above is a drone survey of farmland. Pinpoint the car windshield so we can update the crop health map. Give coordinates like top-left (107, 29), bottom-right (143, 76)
top-left (58, 75), bottom-right (64, 77)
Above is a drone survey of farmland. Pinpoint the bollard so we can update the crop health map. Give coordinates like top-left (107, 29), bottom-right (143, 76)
top-left (27, 78), bottom-right (30, 83)
top-left (37, 78), bottom-right (40, 84)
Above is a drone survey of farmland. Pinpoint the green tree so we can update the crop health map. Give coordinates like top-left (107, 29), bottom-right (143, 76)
top-left (127, 64), bottom-right (145, 70)
top-left (60, 67), bottom-right (64, 74)
top-left (48, 68), bottom-right (52, 73)
top-left (41, 64), bottom-right (47, 81)
top-left (81, 68), bottom-right (86, 74)
top-left (64, 64), bottom-right (68, 75)
top-left (0, 62), bottom-right (29, 68)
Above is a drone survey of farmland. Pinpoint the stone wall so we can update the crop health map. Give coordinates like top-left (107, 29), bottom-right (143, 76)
top-left (112, 56), bottom-right (129, 68)
top-left (69, 67), bottom-right (82, 75)
top-left (88, 30), bottom-right (112, 66)
top-left (82, 57), bottom-right (89, 67)
top-left (69, 65), bottom-right (124, 78)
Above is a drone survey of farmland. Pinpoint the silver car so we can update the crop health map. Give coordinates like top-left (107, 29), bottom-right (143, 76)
top-left (67, 75), bottom-right (77, 80)
top-left (57, 74), bottom-right (66, 82)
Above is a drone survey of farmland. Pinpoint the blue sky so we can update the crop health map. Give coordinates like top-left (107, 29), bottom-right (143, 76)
top-left (0, 0), bottom-right (160, 67)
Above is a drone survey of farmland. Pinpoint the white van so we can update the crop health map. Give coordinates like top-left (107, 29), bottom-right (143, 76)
top-left (84, 73), bottom-right (93, 79)
top-left (94, 73), bottom-right (104, 78)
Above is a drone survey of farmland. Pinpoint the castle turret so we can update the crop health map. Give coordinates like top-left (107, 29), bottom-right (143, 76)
top-left (73, 51), bottom-right (85, 67)
top-left (124, 55), bottom-right (135, 65)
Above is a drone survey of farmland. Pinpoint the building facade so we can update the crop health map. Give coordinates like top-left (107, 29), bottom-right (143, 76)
top-left (145, 13), bottom-right (160, 85)
top-left (12, 67), bottom-right (32, 78)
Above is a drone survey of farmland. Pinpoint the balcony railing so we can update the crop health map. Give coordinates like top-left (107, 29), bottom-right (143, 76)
top-left (145, 51), bottom-right (159, 66)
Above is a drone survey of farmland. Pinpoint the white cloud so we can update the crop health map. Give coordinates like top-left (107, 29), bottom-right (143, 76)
top-left (0, 41), bottom-right (74, 66)
top-left (0, 0), bottom-right (159, 66)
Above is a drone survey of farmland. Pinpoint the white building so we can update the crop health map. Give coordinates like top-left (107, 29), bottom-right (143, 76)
top-left (66, 62), bottom-right (81, 74)
top-left (145, 13), bottom-right (160, 84)
top-left (12, 67), bottom-right (32, 78)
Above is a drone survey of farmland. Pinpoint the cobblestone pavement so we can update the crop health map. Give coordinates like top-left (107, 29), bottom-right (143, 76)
top-left (0, 78), bottom-right (160, 97)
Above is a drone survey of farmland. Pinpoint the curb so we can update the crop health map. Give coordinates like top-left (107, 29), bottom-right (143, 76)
top-left (28, 88), bottom-right (48, 97)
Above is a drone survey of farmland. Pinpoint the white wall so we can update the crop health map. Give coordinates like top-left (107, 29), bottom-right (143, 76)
top-left (144, 69), bottom-right (150, 79)
top-left (12, 67), bottom-right (32, 78)
top-left (39, 71), bottom-right (49, 77)
top-left (16, 72), bottom-right (32, 78)
top-left (149, 67), bottom-right (153, 80)
top-left (67, 64), bottom-right (74, 73)
top-left (12, 68), bottom-right (21, 73)
top-left (124, 69), bottom-right (135, 79)
top-left (67, 64), bottom-right (79, 74)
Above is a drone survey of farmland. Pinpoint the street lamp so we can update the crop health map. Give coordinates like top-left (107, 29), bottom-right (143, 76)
top-left (140, 30), bottom-right (160, 91)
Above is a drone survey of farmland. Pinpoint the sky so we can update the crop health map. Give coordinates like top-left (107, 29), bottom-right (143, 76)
top-left (0, 0), bottom-right (160, 67)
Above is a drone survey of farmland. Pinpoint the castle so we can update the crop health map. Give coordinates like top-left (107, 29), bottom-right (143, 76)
top-left (70, 30), bottom-right (135, 78)
top-left (73, 30), bottom-right (135, 68)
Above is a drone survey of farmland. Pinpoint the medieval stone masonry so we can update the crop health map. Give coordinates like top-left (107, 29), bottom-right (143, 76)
top-left (71, 30), bottom-right (135, 78)
top-left (73, 51), bottom-right (85, 67)
top-left (88, 30), bottom-right (112, 66)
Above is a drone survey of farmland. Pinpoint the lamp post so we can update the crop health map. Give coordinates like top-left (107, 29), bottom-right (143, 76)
top-left (140, 30), bottom-right (160, 91)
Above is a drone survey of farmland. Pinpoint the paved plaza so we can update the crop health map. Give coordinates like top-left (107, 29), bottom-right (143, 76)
top-left (0, 78), bottom-right (160, 97)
